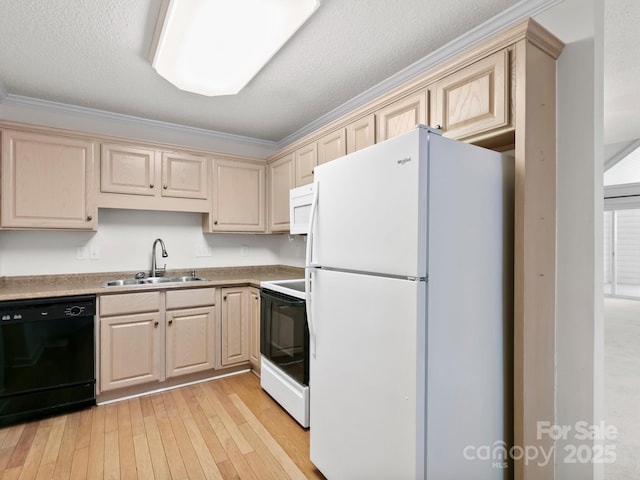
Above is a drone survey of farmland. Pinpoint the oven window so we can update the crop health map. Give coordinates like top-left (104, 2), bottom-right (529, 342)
top-left (260, 290), bottom-right (309, 386)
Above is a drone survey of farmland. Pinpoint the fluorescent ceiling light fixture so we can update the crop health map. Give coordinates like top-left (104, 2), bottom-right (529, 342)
top-left (150, 0), bottom-right (320, 96)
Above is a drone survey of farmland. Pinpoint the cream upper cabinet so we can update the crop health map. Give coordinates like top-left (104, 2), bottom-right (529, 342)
top-left (1, 129), bottom-right (98, 230)
top-left (267, 153), bottom-right (295, 232)
top-left (99, 143), bottom-right (210, 213)
top-left (161, 151), bottom-right (208, 199)
top-left (430, 49), bottom-right (510, 141)
top-left (207, 158), bottom-right (265, 232)
top-left (375, 90), bottom-right (427, 142)
top-left (100, 143), bottom-right (156, 196)
top-left (294, 143), bottom-right (317, 187)
top-left (248, 287), bottom-right (261, 373)
top-left (346, 114), bottom-right (375, 154)
top-left (220, 287), bottom-right (250, 367)
top-left (317, 129), bottom-right (346, 165)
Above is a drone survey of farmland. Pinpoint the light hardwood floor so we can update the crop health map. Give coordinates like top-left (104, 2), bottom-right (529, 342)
top-left (0, 372), bottom-right (325, 479)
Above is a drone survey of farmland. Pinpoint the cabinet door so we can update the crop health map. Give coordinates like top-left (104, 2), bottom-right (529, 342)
top-left (430, 50), bottom-right (509, 140)
top-left (248, 287), bottom-right (261, 373)
top-left (101, 143), bottom-right (157, 196)
top-left (267, 154), bottom-right (295, 232)
top-left (375, 90), bottom-right (427, 142)
top-left (346, 115), bottom-right (375, 154)
top-left (209, 159), bottom-right (265, 232)
top-left (100, 312), bottom-right (161, 391)
top-left (318, 129), bottom-right (346, 165)
top-left (166, 306), bottom-right (216, 377)
top-left (161, 151), bottom-right (208, 200)
top-left (220, 287), bottom-right (250, 367)
top-left (294, 144), bottom-right (317, 187)
top-left (1, 129), bottom-right (98, 229)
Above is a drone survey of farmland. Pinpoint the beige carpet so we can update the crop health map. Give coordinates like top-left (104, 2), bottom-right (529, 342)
top-left (605, 297), bottom-right (640, 479)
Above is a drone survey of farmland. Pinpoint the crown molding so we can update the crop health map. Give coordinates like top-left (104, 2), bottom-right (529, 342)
top-left (278, 0), bottom-right (564, 148)
top-left (0, 0), bottom-right (563, 154)
top-left (0, 94), bottom-right (278, 157)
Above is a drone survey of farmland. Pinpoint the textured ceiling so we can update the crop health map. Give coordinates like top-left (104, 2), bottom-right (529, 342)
top-left (0, 0), bottom-right (632, 146)
top-left (0, 0), bottom-right (518, 142)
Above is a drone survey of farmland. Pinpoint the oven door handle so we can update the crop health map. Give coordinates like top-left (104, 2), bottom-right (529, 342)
top-left (260, 289), bottom-right (305, 305)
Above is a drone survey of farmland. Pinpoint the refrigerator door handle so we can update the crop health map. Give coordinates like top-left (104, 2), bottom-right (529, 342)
top-left (305, 180), bottom-right (319, 269)
top-left (305, 267), bottom-right (317, 357)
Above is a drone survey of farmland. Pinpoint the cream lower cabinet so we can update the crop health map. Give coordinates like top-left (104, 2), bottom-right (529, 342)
top-left (99, 292), bottom-right (162, 392)
top-left (206, 158), bottom-right (265, 232)
top-left (248, 287), bottom-right (261, 373)
top-left (165, 288), bottom-right (217, 377)
top-left (1, 129), bottom-right (98, 230)
top-left (220, 287), bottom-right (250, 367)
top-left (99, 288), bottom-right (216, 392)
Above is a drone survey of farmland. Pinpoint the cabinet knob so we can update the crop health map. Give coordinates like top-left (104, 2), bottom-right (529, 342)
top-left (86, 215), bottom-right (93, 221)
top-left (435, 124), bottom-right (442, 130)
top-left (168, 319), bottom-right (173, 325)
top-left (223, 295), bottom-right (227, 300)
top-left (214, 220), bottom-right (218, 225)
top-left (154, 321), bottom-right (159, 327)
top-left (163, 185), bottom-right (168, 190)
top-left (149, 184), bottom-right (154, 188)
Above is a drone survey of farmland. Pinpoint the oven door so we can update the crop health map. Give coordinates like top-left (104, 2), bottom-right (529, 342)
top-left (260, 288), bottom-right (309, 386)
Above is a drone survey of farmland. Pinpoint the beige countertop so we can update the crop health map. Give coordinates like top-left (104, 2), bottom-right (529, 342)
top-left (0, 265), bottom-right (304, 301)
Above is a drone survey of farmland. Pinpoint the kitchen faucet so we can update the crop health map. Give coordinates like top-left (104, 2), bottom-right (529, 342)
top-left (151, 238), bottom-right (168, 277)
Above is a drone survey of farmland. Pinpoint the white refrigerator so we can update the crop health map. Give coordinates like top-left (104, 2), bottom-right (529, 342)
top-left (306, 126), bottom-right (513, 479)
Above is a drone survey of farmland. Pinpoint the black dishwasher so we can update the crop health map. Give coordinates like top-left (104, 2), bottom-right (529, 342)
top-left (0, 295), bottom-right (96, 426)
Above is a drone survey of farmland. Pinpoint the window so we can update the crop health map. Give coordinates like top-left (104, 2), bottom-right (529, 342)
top-left (604, 208), bottom-right (640, 298)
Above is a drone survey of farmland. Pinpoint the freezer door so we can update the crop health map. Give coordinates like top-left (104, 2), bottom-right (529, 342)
top-left (309, 268), bottom-right (426, 479)
top-left (310, 128), bottom-right (428, 278)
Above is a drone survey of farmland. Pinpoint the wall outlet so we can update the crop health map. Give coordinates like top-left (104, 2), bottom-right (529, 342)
top-left (76, 247), bottom-right (89, 260)
top-left (89, 245), bottom-right (101, 259)
top-left (240, 245), bottom-right (249, 257)
top-left (196, 245), bottom-right (212, 257)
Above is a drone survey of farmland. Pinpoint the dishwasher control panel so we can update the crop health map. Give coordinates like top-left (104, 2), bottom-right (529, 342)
top-left (0, 295), bottom-right (95, 322)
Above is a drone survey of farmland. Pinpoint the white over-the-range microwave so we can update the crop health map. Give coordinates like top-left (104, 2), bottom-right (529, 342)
top-left (289, 183), bottom-right (314, 235)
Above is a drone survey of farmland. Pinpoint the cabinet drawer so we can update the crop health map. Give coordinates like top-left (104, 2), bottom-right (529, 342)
top-left (100, 291), bottom-right (161, 316)
top-left (166, 287), bottom-right (216, 310)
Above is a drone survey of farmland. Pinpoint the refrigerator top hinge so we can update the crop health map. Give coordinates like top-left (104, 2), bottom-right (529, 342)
top-left (416, 124), bottom-right (442, 136)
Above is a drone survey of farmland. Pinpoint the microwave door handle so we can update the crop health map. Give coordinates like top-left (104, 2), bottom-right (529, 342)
top-left (305, 180), bottom-right (319, 269)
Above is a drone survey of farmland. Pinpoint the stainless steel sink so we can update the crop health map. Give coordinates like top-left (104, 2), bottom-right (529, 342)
top-left (101, 276), bottom-right (207, 287)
